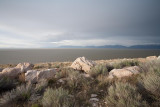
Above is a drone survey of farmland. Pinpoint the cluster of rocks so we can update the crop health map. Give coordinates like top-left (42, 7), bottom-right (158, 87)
top-left (71, 57), bottom-right (140, 78)
top-left (0, 55), bottom-right (159, 83)
top-left (71, 56), bottom-right (160, 79)
top-left (0, 63), bottom-right (34, 78)
top-left (0, 63), bottom-right (56, 84)
top-left (89, 94), bottom-right (99, 107)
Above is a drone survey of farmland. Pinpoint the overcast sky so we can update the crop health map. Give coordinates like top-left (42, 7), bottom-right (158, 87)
top-left (0, 0), bottom-right (160, 48)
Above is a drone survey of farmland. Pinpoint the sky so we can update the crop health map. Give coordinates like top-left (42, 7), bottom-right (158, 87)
top-left (0, 0), bottom-right (160, 48)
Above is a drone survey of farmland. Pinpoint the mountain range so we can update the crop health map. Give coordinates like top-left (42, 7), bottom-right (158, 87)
top-left (59, 44), bottom-right (160, 49)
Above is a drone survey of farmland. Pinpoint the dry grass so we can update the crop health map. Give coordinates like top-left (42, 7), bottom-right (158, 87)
top-left (0, 64), bottom-right (16, 69)
top-left (112, 59), bottom-right (139, 69)
top-left (34, 62), bottom-right (71, 70)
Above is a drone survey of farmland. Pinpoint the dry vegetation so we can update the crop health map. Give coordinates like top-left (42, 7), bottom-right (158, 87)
top-left (0, 59), bottom-right (160, 107)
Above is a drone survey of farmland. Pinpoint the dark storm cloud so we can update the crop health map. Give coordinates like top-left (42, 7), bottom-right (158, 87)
top-left (0, 0), bottom-right (160, 48)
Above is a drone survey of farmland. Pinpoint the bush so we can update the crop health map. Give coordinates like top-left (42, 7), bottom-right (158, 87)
top-left (138, 61), bottom-right (160, 106)
top-left (139, 60), bottom-right (160, 74)
top-left (67, 70), bottom-right (91, 92)
top-left (42, 87), bottom-right (73, 107)
top-left (139, 71), bottom-right (160, 98)
top-left (31, 104), bottom-right (40, 107)
top-left (0, 83), bottom-right (37, 106)
top-left (0, 77), bottom-right (17, 93)
top-left (89, 64), bottom-right (108, 78)
top-left (35, 81), bottom-right (48, 94)
top-left (105, 82), bottom-right (147, 107)
top-left (113, 60), bottom-right (139, 69)
top-left (55, 68), bottom-right (74, 79)
top-left (97, 74), bottom-right (111, 90)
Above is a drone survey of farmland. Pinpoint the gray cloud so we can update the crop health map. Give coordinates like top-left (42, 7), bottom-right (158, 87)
top-left (0, 0), bottom-right (160, 48)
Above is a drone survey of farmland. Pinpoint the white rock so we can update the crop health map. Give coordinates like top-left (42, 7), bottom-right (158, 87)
top-left (157, 56), bottom-right (160, 60)
top-left (89, 98), bottom-right (99, 102)
top-left (71, 57), bottom-right (96, 73)
top-left (16, 62), bottom-right (34, 73)
top-left (25, 69), bottom-right (56, 83)
top-left (108, 66), bottom-right (140, 79)
top-left (91, 94), bottom-right (98, 98)
top-left (0, 67), bottom-right (21, 78)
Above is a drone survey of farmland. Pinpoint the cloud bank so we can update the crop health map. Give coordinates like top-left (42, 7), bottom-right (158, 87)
top-left (0, 0), bottom-right (160, 48)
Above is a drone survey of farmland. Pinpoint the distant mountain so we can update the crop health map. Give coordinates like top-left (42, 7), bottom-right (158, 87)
top-left (129, 45), bottom-right (160, 49)
top-left (59, 44), bottom-right (160, 49)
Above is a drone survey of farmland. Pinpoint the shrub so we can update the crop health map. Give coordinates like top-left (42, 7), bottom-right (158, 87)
top-left (0, 83), bottom-right (37, 106)
top-left (0, 77), bottom-right (17, 93)
top-left (139, 71), bottom-right (160, 98)
top-left (113, 60), bottom-right (139, 69)
top-left (35, 81), bottom-right (48, 94)
top-left (139, 60), bottom-right (160, 74)
top-left (55, 68), bottom-right (74, 79)
top-left (97, 74), bottom-right (111, 89)
top-left (138, 61), bottom-right (160, 106)
top-left (105, 82), bottom-right (148, 107)
top-left (42, 87), bottom-right (73, 107)
top-left (67, 70), bottom-right (91, 92)
top-left (31, 104), bottom-right (40, 107)
top-left (89, 64), bottom-right (108, 78)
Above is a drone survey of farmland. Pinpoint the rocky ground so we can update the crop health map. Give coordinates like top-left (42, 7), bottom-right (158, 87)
top-left (0, 55), bottom-right (160, 107)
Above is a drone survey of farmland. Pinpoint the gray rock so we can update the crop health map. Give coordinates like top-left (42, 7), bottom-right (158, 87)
top-left (25, 70), bottom-right (38, 83)
top-left (0, 67), bottom-right (21, 78)
top-left (25, 69), bottom-right (56, 83)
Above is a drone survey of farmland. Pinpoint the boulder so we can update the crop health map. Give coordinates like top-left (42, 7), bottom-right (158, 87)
top-left (71, 57), bottom-right (96, 73)
top-left (0, 67), bottom-right (21, 78)
top-left (25, 70), bottom-right (38, 83)
top-left (146, 56), bottom-right (157, 61)
top-left (108, 66), bottom-right (140, 79)
top-left (37, 69), bottom-right (56, 81)
top-left (16, 62), bottom-right (34, 73)
top-left (25, 69), bottom-right (56, 83)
